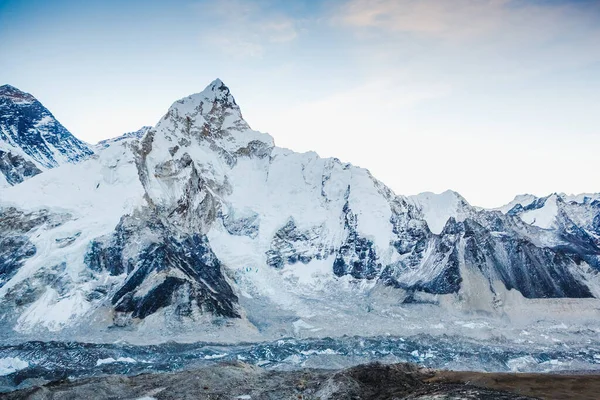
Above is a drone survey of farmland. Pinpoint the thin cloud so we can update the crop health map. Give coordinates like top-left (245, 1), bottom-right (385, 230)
top-left (331, 0), bottom-right (600, 84)
top-left (194, 0), bottom-right (299, 57)
top-left (261, 19), bottom-right (298, 43)
top-left (335, 0), bottom-right (599, 44)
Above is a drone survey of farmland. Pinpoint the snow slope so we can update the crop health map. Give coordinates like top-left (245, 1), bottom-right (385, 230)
top-left (0, 139), bottom-right (145, 333)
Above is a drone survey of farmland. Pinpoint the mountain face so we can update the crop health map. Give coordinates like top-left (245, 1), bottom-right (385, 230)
top-left (0, 79), bottom-right (599, 342)
top-left (0, 85), bottom-right (93, 187)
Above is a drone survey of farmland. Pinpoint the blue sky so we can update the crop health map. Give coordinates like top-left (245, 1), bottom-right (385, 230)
top-left (1, 0), bottom-right (599, 207)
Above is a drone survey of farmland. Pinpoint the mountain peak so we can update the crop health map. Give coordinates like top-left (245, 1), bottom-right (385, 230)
top-left (160, 78), bottom-right (251, 139)
top-left (0, 84), bottom-right (18, 92)
top-left (209, 77), bottom-right (225, 88)
top-left (151, 79), bottom-right (273, 156)
top-left (167, 78), bottom-right (238, 116)
top-left (0, 84), bottom-right (20, 92)
top-left (0, 84), bottom-right (36, 104)
top-left (195, 77), bottom-right (236, 105)
top-left (0, 84), bottom-right (93, 180)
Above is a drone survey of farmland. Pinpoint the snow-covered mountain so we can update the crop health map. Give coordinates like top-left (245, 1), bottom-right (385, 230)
top-left (95, 126), bottom-right (152, 150)
top-left (0, 85), bottom-right (93, 187)
top-left (0, 79), bottom-right (598, 343)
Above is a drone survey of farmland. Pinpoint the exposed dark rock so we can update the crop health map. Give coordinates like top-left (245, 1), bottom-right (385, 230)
top-left (333, 202), bottom-right (381, 279)
top-left (234, 139), bottom-right (273, 158)
top-left (0, 84), bottom-right (93, 185)
top-left (0, 236), bottom-right (35, 288)
top-left (266, 218), bottom-right (330, 269)
top-left (0, 150), bottom-right (42, 185)
top-left (221, 209), bottom-right (260, 239)
top-left (459, 216), bottom-right (593, 298)
top-left (85, 211), bottom-right (240, 323)
top-left (0, 208), bottom-right (69, 289)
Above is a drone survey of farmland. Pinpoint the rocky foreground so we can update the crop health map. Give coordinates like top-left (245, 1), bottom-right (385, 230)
top-left (2, 362), bottom-right (598, 400)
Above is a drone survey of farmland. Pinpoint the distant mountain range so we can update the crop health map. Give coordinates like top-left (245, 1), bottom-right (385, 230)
top-left (0, 80), bottom-right (598, 343)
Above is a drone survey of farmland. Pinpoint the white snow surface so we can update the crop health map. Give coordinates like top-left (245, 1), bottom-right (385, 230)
top-left (409, 190), bottom-right (470, 234)
top-left (96, 357), bottom-right (137, 366)
top-left (0, 357), bottom-right (29, 376)
top-left (0, 140), bottom-right (143, 220)
top-left (520, 194), bottom-right (559, 229)
top-left (0, 169), bottom-right (9, 188)
top-left (16, 288), bottom-right (91, 332)
top-left (0, 140), bottom-right (145, 331)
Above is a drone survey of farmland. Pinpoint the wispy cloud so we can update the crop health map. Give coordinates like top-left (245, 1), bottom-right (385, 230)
top-left (336, 0), bottom-right (600, 44)
top-left (330, 0), bottom-right (600, 84)
top-left (194, 0), bottom-right (300, 57)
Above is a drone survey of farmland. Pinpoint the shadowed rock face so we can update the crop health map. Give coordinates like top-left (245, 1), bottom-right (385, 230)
top-left (0, 85), bottom-right (93, 185)
top-left (459, 218), bottom-right (593, 298)
top-left (333, 201), bottom-right (382, 280)
top-left (1, 362), bottom-right (549, 400)
top-left (85, 211), bottom-right (240, 325)
top-left (0, 150), bottom-right (42, 185)
top-left (447, 216), bottom-right (593, 298)
top-left (266, 217), bottom-right (331, 269)
top-left (375, 213), bottom-right (594, 299)
top-left (110, 233), bottom-right (240, 320)
top-left (0, 208), bottom-right (69, 289)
